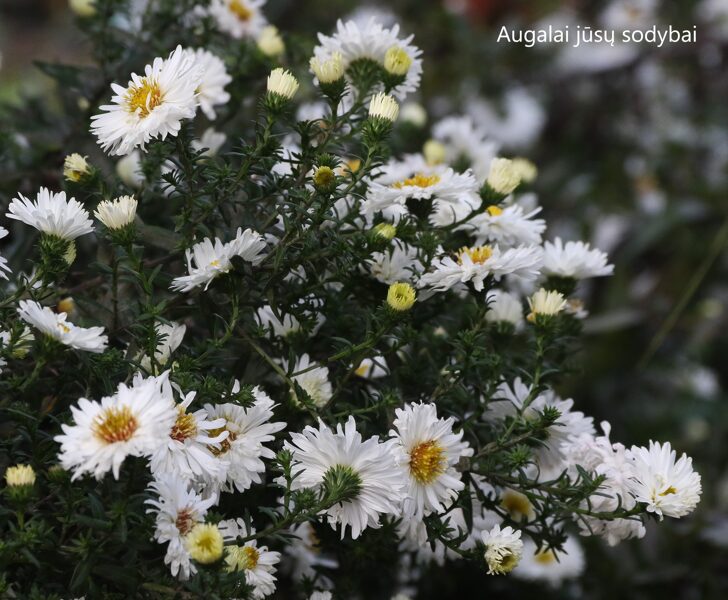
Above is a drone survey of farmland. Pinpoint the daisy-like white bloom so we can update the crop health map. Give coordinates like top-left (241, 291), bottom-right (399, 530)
top-left (267, 68), bottom-right (299, 100)
top-left (208, 0), bottom-right (268, 40)
top-left (398, 506), bottom-right (476, 565)
top-left (481, 524), bottom-right (523, 575)
top-left (362, 159), bottom-right (480, 227)
top-left (310, 52), bottom-right (345, 84)
top-left (514, 536), bottom-right (585, 587)
top-left (17, 300), bottom-right (107, 353)
top-left (149, 389), bottom-right (228, 481)
top-left (485, 289), bottom-right (524, 328)
top-left (625, 440), bottom-right (702, 519)
top-left (256, 303), bottom-right (324, 339)
top-left (55, 371), bottom-right (177, 480)
top-left (186, 48), bottom-right (231, 120)
top-left (488, 378), bottom-right (595, 479)
top-left (95, 195), bottom-right (137, 230)
top-left (562, 423), bottom-right (646, 546)
top-left (6, 187), bottom-right (93, 240)
top-left (313, 18), bottom-right (423, 100)
top-left (284, 416), bottom-right (406, 539)
top-left (145, 475), bottom-right (217, 579)
top-left (288, 353), bottom-right (333, 408)
top-left (171, 228), bottom-right (267, 292)
top-left (140, 321), bottom-right (187, 373)
top-left (0, 226), bottom-right (11, 280)
top-left (354, 354), bottom-right (389, 379)
top-left (542, 237), bottom-right (614, 279)
top-left (203, 382), bottom-right (286, 493)
top-left (367, 242), bottom-right (424, 285)
top-left (390, 402), bottom-right (473, 518)
top-left (461, 204), bottom-right (546, 248)
top-left (91, 45), bottom-right (201, 156)
top-left (418, 244), bottom-right (543, 293)
top-left (432, 115), bottom-right (499, 182)
top-left (219, 519), bottom-right (281, 599)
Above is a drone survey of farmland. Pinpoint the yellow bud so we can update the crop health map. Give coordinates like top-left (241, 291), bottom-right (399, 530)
top-left (313, 166), bottom-right (336, 190)
top-left (257, 25), bottom-right (285, 57)
top-left (387, 282), bottom-right (416, 312)
top-left (186, 523), bottom-right (224, 564)
top-left (384, 46), bottom-right (413, 76)
top-left (372, 223), bottom-right (397, 241)
top-left (423, 140), bottom-right (446, 165)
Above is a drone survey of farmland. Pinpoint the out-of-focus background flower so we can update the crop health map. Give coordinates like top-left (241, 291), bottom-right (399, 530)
top-left (2, 0), bottom-right (728, 596)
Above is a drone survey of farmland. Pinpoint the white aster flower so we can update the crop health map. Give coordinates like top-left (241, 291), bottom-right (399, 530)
top-left (367, 242), bottom-right (424, 285)
top-left (91, 45), bottom-right (201, 156)
top-left (418, 245), bottom-right (543, 293)
top-left (562, 422), bottom-right (646, 545)
top-left (626, 440), bottom-right (702, 519)
top-left (390, 402), bottom-right (473, 518)
top-left (6, 187), bottom-right (93, 240)
top-left (95, 195), bottom-right (137, 230)
top-left (489, 378), bottom-right (595, 479)
top-left (63, 153), bottom-right (92, 182)
top-left (432, 115), bottom-right (499, 182)
top-left (461, 204), bottom-right (545, 248)
top-left (219, 519), bottom-right (280, 599)
top-left (55, 372), bottom-right (177, 479)
top-left (288, 353), bottom-right (333, 408)
top-left (481, 524), bottom-right (523, 575)
top-left (285, 416), bottom-right (406, 539)
top-left (0, 226), bottom-right (11, 280)
top-left (17, 300), bottom-right (107, 353)
top-left (514, 536), bottom-right (585, 587)
top-left (313, 18), bottom-right (423, 100)
top-left (542, 237), bottom-right (614, 279)
top-left (187, 48), bottom-right (231, 120)
top-left (354, 354), bottom-right (388, 379)
top-left (139, 321), bottom-right (187, 372)
top-left (398, 506), bottom-right (476, 565)
top-left (171, 228), bottom-right (267, 292)
top-left (209, 0), bottom-right (268, 39)
top-left (485, 289), bottom-right (524, 328)
top-left (362, 157), bottom-right (480, 226)
top-left (203, 382), bottom-right (286, 493)
top-left (149, 389), bottom-right (228, 481)
top-left (145, 474), bottom-right (217, 579)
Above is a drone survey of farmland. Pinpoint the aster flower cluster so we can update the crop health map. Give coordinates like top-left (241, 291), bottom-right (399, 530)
top-left (0, 2), bottom-right (702, 598)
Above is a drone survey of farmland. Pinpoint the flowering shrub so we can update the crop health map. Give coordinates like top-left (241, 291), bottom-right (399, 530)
top-left (0, 1), bottom-right (702, 598)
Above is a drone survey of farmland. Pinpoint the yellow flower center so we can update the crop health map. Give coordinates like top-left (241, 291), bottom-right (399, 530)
top-left (175, 508), bottom-right (195, 535)
top-left (486, 205), bottom-right (503, 216)
top-left (392, 173), bottom-right (441, 189)
top-left (93, 406), bottom-right (138, 444)
top-left (354, 362), bottom-right (369, 377)
top-left (186, 524), bottom-right (224, 564)
top-left (229, 0), bottom-right (252, 20)
top-left (240, 546), bottom-right (259, 570)
top-left (209, 259), bottom-right (221, 268)
top-left (126, 78), bottom-right (162, 118)
top-left (534, 549), bottom-right (557, 565)
top-left (458, 246), bottom-right (493, 265)
top-left (57, 322), bottom-right (71, 334)
top-left (659, 486), bottom-right (677, 496)
top-left (208, 425), bottom-right (236, 456)
top-left (409, 440), bottom-right (445, 484)
top-left (499, 551), bottom-right (519, 572)
top-left (170, 408), bottom-right (197, 442)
